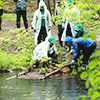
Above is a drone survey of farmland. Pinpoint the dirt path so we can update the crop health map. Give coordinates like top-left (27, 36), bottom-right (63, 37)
top-left (2, 19), bottom-right (100, 49)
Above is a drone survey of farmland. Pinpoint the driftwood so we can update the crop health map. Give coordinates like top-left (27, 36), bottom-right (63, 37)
top-left (6, 63), bottom-right (71, 80)
top-left (6, 71), bottom-right (26, 80)
top-left (41, 63), bottom-right (70, 80)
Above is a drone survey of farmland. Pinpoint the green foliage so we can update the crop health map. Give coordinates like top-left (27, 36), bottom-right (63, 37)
top-left (78, 49), bottom-right (100, 100)
top-left (2, 14), bottom-right (16, 21)
top-left (0, 50), bottom-right (12, 69)
top-left (83, 32), bottom-right (97, 40)
top-left (53, 0), bottom-right (100, 34)
top-left (0, 28), bottom-right (36, 70)
top-left (39, 67), bottom-right (46, 73)
top-left (80, 72), bottom-right (88, 79)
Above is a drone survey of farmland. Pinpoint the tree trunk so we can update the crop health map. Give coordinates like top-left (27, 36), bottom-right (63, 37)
top-left (53, 0), bottom-right (55, 14)
top-left (46, 0), bottom-right (51, 14)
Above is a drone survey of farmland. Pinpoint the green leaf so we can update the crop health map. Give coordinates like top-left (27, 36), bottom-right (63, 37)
top-left (80, 72), bottom-right (88, 79)
top-left (85, 80), bottom-right (90, 88)
top-left (83, 32), bottom-right (96, 40)
top-left (88, 88), bottom-right (94, 96)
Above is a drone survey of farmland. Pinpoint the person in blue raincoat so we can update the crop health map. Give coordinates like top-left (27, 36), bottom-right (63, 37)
top-left (64, 36), bottom-right (97, 72)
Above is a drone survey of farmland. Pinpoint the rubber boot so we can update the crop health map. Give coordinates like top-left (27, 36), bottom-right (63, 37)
top-left (0, 26), bottom-right (1, 30)
top-left (82, 64), bottom-right (88, 72)
top-left (0, 20), bottom-right (2, 30)
top-left (67, 64), bottom-right (73, 73)
top-left (24, 22), bottom-right (28, 29)
top-left (16, 22), bottom-right (20, 28)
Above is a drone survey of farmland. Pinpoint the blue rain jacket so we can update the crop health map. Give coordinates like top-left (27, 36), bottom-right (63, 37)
top-left (64, 36), bottom-right (95, 60)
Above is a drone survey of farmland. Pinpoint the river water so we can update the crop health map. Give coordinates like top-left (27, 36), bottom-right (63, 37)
top-left (0, 72), bottom-right (88, 100)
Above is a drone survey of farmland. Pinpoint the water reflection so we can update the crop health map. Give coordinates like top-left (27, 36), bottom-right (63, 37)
top-left (0, 72), bottom-right (88, 100)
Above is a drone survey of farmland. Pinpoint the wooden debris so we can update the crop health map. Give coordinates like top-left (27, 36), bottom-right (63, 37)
top-left (41, 63), bottom-right (70, 80)
top-left (6, 71), bottom-right (26, 80)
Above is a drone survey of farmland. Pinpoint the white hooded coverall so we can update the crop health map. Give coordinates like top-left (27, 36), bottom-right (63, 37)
top-left (61, 5), bottom-right (80, 41)
top-left (32, 37), bottom-right (57, 60)
top-left (31, 0), bottom-right (52, 45)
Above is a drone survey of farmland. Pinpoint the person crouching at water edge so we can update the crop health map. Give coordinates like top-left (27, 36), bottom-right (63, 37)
top-left (64, 36), bottom-right (97, 72)
top-left (32, 37), bottom-right (58, 61)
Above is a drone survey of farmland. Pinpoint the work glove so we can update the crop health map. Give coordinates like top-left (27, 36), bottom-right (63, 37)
top-left (31, 26), bottom-right (34, 29)
top-left (48, 26), bottom-right (51, 31)
top-left (70, 49), bottom-right (75, 55)
top-left (53, 22), bottom-right (55, 25)
top-left (55, 52), bottom-right (59, 56)
top-left (71, 60), bottom-right (75, 65)
top-left (34, 29), bottom-right (36, 32)
top-left (62, 23), bottom-right (65, 29)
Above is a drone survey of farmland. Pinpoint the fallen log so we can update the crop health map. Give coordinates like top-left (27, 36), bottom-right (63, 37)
top-left (6, 71), bottom-right (26, 80)
top-left (41, 63), bottom-right (71, 80)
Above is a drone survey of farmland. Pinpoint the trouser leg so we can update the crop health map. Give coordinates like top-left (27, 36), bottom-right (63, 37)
top-left (42, 26), bottom-right (47, 41)
top-left (0, 18), bottom-right (1, 30)
top-left (48, 51), bottom-right (55, 58)
top-left (0, 9), bottom-right (3, 30)
top-left (16, 11), bottom-right (21, 28)
top-left (65, 23), bottom-right (72, 48)
top-left (38, 27), bottom-right (42, 44)
top-left (58, 25), bottom-right (63, 47)
top-left (22, 10), bottom-right (28, 29)
top-left (82, 42), bottom-right (97, 65)
top-left (38, 26), bottom-right (47, 44)
top-left (66, 23), bottom-right (72, 37)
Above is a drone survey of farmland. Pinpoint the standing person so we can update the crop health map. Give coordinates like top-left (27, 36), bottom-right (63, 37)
top-left (31, 0), bottom-right (52, 45)
top-left (13, 0), bottom-right (28, 30)
top-left (61, 0), bottom-right (80, 48)
top-left (0, 0), bottom-right (3, 31)
top-left (64, 36), bottom-right (97, 72)
top-left (53, 0), bottom-right (64, 47)
top-left (32, 37), bottom-right (57, 60)
top-left (75, 24), bottom-right (88, 38)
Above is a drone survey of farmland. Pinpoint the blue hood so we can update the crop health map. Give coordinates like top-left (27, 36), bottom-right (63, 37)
top-left (64, 36), bottom-right (73, 43)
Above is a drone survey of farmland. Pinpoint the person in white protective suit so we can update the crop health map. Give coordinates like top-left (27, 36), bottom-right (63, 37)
top-left (32, 37), bottom-right (58, 60)
top-left (53, 0), bottom-right (65, 47)
top-left (31, 0), bottom-right (52, 45)
top-left (61, 0), bottom-right (80, 43)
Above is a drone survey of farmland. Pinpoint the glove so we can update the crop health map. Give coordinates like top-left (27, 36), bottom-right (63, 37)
top-left (71, 60), bottom-right (75, 65)
top-left (48, 26), bottom-right (51, 31)
top-left (70, 49), bottom-right (75, 55)
top-left (34, 29), bottom-right (36, 32)
top-left (31, 26), bottom-right (34, 29)
top-left (53, 22), bottom-right (55, 25)
top-left (55, 52), bottom-right (59, 56)
top-left (62, 23), bottom-right (65, 29)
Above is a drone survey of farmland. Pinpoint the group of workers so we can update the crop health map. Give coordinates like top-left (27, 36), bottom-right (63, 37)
top-left (0, 0), bottom-right (97, 72)
top-left (32, 0), bottom-right (97, 72)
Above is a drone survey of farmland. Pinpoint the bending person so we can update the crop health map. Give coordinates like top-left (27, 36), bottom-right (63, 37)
top-left (32, 37), bottom-right (58, 60)
top-left (64, 36), bottom-right (97, 72)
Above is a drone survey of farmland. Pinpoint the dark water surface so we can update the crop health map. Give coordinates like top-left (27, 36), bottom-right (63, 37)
top-left (0, 72), bottom-right (88, 100)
